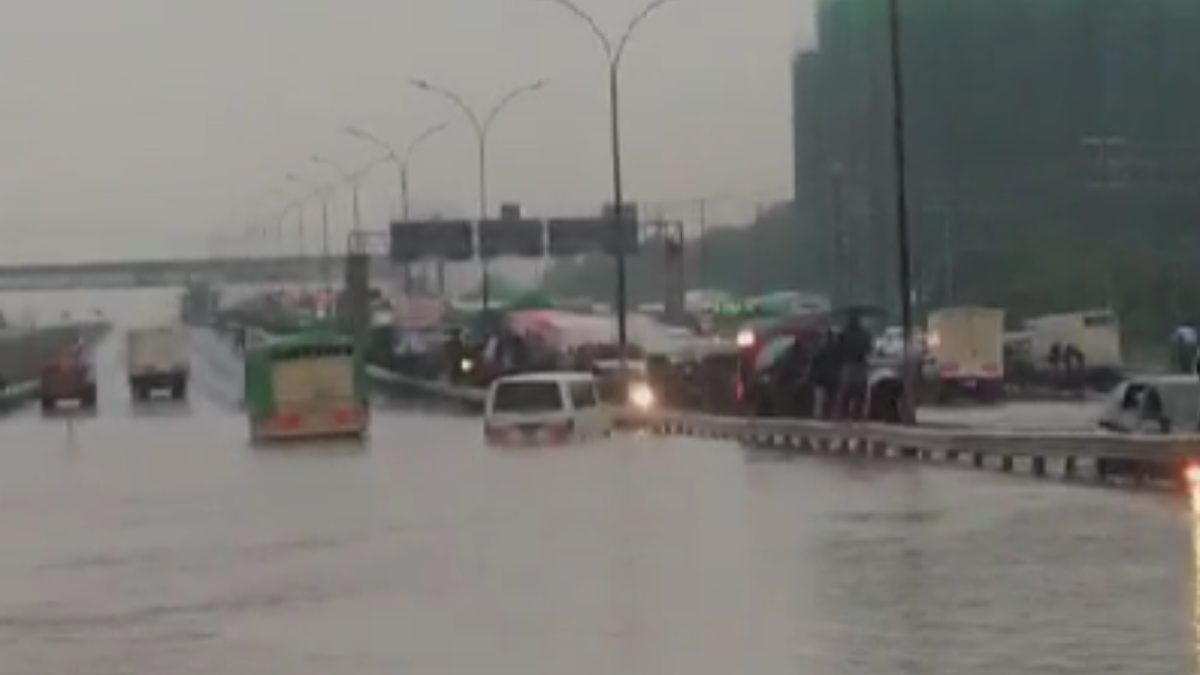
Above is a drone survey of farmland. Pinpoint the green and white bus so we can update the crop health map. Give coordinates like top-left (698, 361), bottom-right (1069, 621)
top-left (243, 329), bottom-right (369, 442)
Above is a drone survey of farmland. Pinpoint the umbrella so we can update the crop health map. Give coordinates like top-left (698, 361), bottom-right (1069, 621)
top-left (752, 335), bottom-right (797, 372)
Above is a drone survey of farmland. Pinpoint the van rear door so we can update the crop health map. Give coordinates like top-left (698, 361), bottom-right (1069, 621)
top-left (486, 380), bottom-right (572, 444)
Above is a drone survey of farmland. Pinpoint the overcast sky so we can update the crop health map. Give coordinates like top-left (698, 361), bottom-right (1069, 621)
top-left (0, 0), bottom-right (816, 264)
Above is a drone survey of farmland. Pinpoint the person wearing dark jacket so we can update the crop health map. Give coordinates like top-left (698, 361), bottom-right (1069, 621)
top-left (810, 330), bottom-right (840, 419)
top-left (833, 314), bottom-right (873, 419)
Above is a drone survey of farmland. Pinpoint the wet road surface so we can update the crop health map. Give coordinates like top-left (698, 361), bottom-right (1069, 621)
top-left (0, 288), bottom-right (1196, 674)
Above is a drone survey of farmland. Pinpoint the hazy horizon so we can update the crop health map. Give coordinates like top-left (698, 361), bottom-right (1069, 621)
top-left (0, 0), bottom-right (815, 265)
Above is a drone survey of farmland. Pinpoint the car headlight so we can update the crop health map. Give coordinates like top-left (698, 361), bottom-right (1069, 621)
top-left (460, 358), bottom-right (475, 373)
top-left (629, 382), bottom-right (655, 409)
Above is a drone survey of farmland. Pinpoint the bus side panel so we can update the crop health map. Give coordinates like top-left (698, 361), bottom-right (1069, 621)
top-left (353, 348), bottom-right (369, 409)
top-left (243, 353), bottom-right (277, 420)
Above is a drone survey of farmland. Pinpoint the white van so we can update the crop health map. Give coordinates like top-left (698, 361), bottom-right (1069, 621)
top-left (484, 372), bottom-right (612, 446)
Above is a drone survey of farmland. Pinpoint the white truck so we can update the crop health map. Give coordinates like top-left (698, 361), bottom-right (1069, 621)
top-left (1024, 309), bottom-right (1123, 382)
top-left (925, 306), bottom-right (1005, 403)
top-left (125, 325), bottom-right (189, 401)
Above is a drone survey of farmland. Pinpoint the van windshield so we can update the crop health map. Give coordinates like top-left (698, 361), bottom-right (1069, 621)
top-left (492, 381), bottom-right (564, 414)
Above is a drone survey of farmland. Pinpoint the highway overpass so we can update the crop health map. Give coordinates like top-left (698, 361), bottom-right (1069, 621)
top-left (0, 254), bottom-right (402, 291)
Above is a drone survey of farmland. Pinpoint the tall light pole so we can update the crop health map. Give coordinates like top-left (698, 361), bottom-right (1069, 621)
top-left (533, 0), bottom-right (681, 355)
top-left (288, 173), bottom-right (332, 293)
top-left (281, 178), bottom-right (308, 260)
top-left (312, 155), bottom-right (364, 246)
top-left (885, 0), bottom-right (916, 421)
top-left (264, 188), bottom-right (297, 282)
top-left (410, 77), bottom-right (548, 311)
top-left (345, 121), bottom-right (451, 292)
top-left (345, 121), bottom-right (451, 219)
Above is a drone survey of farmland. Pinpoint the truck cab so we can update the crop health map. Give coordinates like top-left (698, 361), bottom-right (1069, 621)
top-left (41, 347), bottom-right (97, 412)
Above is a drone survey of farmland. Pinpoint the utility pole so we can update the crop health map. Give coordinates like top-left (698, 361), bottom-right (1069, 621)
top-left (886, 0), bottom-right (917, 422)
top-left (697, 198), bottom-right (707, 288)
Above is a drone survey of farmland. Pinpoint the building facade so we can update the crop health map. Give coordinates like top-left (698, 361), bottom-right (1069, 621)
top-left (792, 0), bottom-right (1200, 324)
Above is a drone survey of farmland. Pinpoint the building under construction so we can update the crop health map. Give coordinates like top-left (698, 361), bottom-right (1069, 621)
top-left (792, 0), bottom-right (1200, 324)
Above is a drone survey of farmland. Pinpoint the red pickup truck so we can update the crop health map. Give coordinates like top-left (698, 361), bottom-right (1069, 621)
top-left (40, 349), bottom-right (97, 412)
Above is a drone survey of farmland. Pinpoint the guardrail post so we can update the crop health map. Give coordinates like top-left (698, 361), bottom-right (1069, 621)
top-left (1031, 456), bottom-right (1046, 477)
top-left (1063, 457), bottom-right (1076, 479)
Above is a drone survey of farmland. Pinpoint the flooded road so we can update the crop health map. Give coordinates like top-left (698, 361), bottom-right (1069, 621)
top-left (0, 288), bottom-right (1197, 674)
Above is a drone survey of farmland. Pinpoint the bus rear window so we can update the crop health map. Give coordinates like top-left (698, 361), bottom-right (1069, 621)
top-left (492, 381), bottom-right (564, 414)
top-left (275, 344), bottom-right (353, 360)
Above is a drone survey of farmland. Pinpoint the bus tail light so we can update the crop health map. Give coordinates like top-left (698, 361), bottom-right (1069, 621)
top-left (333, 406), bottom-right (361, 425)
top-left (275, 412), bottom-right (301, 430)
top-left (1183, 461), bottom-right (1200, 488)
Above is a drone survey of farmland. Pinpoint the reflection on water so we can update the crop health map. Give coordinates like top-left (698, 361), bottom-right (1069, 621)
top-left (1190, 484), bottom-right (1200, 675)
top-left (0, 288), bottom-right (1198, 674)
top-left (128, 400), bottom-right (194, 419)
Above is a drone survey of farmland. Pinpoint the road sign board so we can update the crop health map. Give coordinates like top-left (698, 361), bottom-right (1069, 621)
top-left (389, 220), bottom-right (475, 262)
top-left (478, 219), bottom-right (545, 259)
top-left (546, 217), bottom-right (638, 257)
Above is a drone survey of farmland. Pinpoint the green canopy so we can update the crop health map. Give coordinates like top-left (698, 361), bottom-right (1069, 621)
top-left (453, 288), bottom-right (555, 312)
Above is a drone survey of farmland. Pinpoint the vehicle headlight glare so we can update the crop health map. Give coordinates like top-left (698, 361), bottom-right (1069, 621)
top-left (630, 382), bottom-right (655, 409)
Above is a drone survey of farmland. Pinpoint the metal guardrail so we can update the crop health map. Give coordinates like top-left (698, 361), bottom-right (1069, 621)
top-left (0, 380), bottom-right (39, 412)
top-left (366, 366), bottom-right (486, 413)
top-left (614, 408), bottom-right (1200, 487)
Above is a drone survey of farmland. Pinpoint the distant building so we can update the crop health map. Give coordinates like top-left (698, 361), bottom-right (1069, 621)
top-left (792, 0), bottom-right (1200, 311)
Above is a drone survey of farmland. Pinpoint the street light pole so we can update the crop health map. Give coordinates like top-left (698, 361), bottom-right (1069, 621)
top-left (265, 188), bottom-right (297, 283)
top-left (345, 121), bottom-right (451, 293)
top-left (411, 77), bottom-right (548, 312)
top-left (312, 155), bottom-right (364, 240)
top-left (532, 0), bottom-right (682, 357)
top-left (288, 173), bottom-right (332, 292)
top-left (885, 0), bottom-right (917, 421)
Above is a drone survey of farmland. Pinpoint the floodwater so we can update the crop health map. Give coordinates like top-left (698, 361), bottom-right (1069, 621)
top-left (0, 288), bottom-right (1196, 674)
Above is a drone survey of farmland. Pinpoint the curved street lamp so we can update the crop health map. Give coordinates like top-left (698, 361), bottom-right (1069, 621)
top-left (311, 155), bottom-right (364, 245)
top-left (530, 0), bottom-right (682, 355)
top-left (287, 172), bottom-right (334, 291)
top-left (410, 77), bottom-right (548, 311)
top-left (345, 121), bottom-right (451, 220)
top-left (264, 187), bottom-right (297, 256)
top-left (345, 121), bottom-right (453, 294)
